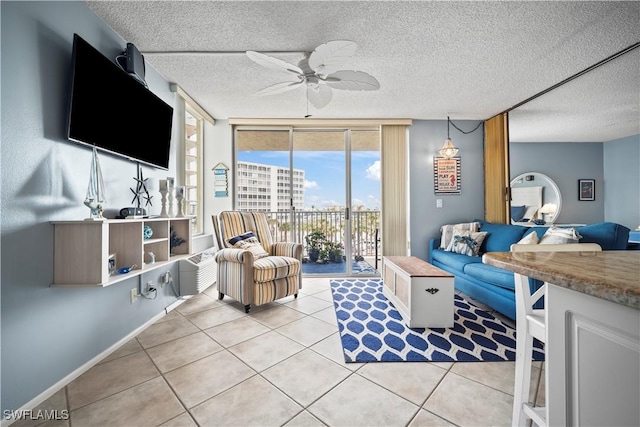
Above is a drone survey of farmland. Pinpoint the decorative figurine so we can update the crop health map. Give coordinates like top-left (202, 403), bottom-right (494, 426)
top-left (130, 165), bottom-right (153, 209)
top-left (159, 179), bottom-right (169, 218)
top-left (167, 177), bottom-right (175, 217)
top-left (84, 147), bottom-right (106, 220)
top-left (176, 186), bottom-right (185, 217)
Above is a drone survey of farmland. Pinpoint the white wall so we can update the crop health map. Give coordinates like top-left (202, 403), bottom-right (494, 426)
top-left (1, 1), bottom-right (183, 412)
top-left (604, 134), bottom-right (640, 230)
top-left (201, 119), bottom-right (234, 238)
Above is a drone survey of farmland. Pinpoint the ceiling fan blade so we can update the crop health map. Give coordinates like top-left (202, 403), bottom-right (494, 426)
top-left (326, 70), bottom-right (381, 91)
top-left (246, 51), bottom-right (303, 75)
top-left (308, 40), bottom-right (357, 76)
top-left (307, 84), bottom-right (333, 109)
top-left (255, 81), bottom-right (303, 96)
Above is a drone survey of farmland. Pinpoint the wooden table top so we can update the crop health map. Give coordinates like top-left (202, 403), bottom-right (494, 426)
top-left (384, 256), bottom-right (453, 278)
top-left (482, 251), bottom-right (640, 310)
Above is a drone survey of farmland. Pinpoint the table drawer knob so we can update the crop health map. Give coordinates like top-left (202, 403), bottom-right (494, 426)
top-left (425, 288), bottom-right (439, 294)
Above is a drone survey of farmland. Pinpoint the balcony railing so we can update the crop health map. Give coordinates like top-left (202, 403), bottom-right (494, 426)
top-left (261, 210), bottom-right (380, 259)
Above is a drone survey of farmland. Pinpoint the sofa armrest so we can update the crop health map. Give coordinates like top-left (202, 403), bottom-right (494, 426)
top-left (215, 248), bottom-right (253, 263)
top-left (428, 238), bottom-right (441, 263)
top-left (271, 242), bottom-right (303, 259)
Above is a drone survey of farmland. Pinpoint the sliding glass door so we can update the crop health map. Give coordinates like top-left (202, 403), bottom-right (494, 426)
top-left (234, 126), bottom-right (380, 276)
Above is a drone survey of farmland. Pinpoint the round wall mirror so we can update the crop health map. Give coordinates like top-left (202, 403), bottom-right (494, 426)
top-left (510, 172), bottom-right (562, 224)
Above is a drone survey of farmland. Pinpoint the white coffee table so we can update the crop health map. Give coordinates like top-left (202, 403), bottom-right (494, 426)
top-left (382, 256), bottom-right (454, 328)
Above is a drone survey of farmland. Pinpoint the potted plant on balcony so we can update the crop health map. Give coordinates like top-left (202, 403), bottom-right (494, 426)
top-left (305, 229), bottom-right (327, 263)
top-left (326, 241), bottom-right (344, 263)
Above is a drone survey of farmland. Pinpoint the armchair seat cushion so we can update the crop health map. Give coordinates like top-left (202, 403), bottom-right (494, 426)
top-left (254, 256), bottom-right (301, 283)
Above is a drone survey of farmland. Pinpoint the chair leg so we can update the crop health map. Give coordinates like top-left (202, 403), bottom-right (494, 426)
top-left (513, 334), bottom-right (535, 426)
top-left (218, 291), bottom-right (224, 300)
top-left (244, 304), bottom-right (251, 313)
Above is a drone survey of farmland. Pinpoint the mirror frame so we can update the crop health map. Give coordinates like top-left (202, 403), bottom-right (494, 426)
top-left (510, 172), bottom-right (562, 224)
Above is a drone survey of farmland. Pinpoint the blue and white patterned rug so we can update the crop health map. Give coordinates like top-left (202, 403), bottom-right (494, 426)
top-left (330, 278), bottom-right (545, 362)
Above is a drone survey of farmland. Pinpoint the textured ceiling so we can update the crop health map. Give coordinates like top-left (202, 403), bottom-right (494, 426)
top-left (86, 1), bottom-right (640, 142)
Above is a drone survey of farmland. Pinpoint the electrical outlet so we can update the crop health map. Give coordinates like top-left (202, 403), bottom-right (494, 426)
top-left (130, 288), bottom-right (138, 303)
top-left (436, 199), bottom-right (443, 208)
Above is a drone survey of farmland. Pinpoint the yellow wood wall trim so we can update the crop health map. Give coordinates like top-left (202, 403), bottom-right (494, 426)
top-left (484, 113), bottom-right (510, 223)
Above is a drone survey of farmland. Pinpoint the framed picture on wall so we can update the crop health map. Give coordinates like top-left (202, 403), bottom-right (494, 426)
top-left (434, 156), bottom-right (461, 194)
top-left (578, 179), bottom-right (595, 201)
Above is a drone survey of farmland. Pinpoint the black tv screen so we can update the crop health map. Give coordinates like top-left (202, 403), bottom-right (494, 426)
top-left (67, 34), bottom-right (173, 170)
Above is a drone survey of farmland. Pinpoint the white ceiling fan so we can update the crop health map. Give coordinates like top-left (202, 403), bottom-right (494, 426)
top-left (246, 40), bottom-right (380, 110)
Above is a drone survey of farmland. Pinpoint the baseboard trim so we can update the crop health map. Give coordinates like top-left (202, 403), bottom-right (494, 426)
top-left (165, 295), bottom-right (190, 313)
top-left (1, 309), bottom-right (172, 426)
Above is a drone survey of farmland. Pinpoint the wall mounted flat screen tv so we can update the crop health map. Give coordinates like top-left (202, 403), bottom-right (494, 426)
top-left (67, 34), bottom-right (173, 170)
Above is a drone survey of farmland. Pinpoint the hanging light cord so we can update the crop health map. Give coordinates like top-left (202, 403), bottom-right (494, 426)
top-left (448, 116), bottom-right (484, 135)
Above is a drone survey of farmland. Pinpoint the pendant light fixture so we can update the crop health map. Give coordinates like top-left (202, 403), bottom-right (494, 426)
top-left (439, 116), bottom-right (459, 158)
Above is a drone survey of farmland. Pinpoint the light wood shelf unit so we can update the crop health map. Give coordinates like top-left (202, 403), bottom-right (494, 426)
top-left (52, 217), bottom-right (192, 287)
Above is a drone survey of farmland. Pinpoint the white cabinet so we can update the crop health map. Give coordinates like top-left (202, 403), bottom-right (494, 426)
top-left (546, 284), bottom-right (640, 426)
top-left (382, 256), bottom-right (454, 328)
top-left (52, 218), bottom-right (192, 286)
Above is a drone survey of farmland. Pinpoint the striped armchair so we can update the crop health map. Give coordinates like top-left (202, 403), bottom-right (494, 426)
top-left (212, 211), bottom-right (302, 313)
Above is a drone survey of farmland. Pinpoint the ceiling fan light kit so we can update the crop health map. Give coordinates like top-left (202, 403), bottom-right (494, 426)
top-left (246, 40), bottom-right (380, 111)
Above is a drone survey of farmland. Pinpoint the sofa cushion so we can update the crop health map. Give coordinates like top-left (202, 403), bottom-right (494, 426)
top-left (539, 226), bottom-right (581, 244)
top-left (440, 222), bottom-right (480, 249)
top-left (445, 231), bottom-right (488, 256)
top-left (477, 221), bottom-right (528, 252)
top-left (517, 231), bottom-right (539, 245)
top-left (463, 263), bottom-right (516, 291)
top-left (431, 249), bottom-right (483, 271)
top-left (511, 205), bottom-right (526, 222)
top-left (576, 222), bottom-right (630, 250)
top-left (522, 227), bottom-right (549, 240)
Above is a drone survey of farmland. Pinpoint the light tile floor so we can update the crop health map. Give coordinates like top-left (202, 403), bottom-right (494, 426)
top-left (21, 277), bottom-right (544, 427)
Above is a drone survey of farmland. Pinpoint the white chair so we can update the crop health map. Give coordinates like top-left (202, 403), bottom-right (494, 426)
top-left (510, 243), bottom-right (602, 427)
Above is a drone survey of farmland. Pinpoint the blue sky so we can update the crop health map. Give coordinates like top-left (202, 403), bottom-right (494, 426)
top-left (237, 150), bottom-right (380, 209)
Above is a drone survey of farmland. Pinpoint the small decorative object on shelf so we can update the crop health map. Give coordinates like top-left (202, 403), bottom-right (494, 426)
top-left (84, 147), bottom-right (107, 220)
top-left (116, 264), bottom-right (137, 274)
top-left (167, 177), bottom-right (175, 217)
top-left (159, 179), bottom-right (169, 218)
top-left (176, 186), bottom-right (185, 217)
top-left (170, 226), bottom-right (185, 253)
top-left (146, 252), bottom-right (155, 264)
top-left (108, 253), bottom-right (116, 275)
top-left (143, 225), bottom-right (153, 240)
top-left (130, 165), bottom-right (153, 209)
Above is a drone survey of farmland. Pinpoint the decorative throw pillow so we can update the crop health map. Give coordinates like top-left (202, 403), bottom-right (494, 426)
top-left (517, 231), bottom-right (540, 245)
top-left (227, 232), bottom-right (269, 259)
top-left (521, 206), bottom-right (539, 222)
top-left (539, 226), bottom-right (582, 245)
top-left (445, 231), bottom-right (488, 256)
top-left (511, 205), bottom-right (527, 222)
top-left (440, 222), bottom-right (480, 249)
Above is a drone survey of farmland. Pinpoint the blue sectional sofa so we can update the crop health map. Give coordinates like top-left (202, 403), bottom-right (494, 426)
top-left (428, 221), bottom-right (630, 320)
